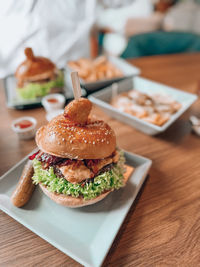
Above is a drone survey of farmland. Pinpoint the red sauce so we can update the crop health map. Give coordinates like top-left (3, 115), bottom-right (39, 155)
top-left (47, 98), bottom-right (58, 103)
top-left (15, 120), bottom-right (33, 129)
top-left (29, 150), bottom-right (39, 160)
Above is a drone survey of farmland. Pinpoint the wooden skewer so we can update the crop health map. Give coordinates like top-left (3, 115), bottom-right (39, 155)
top-left (112, 82), bottom-right (118, 99)
top-left (71, 72), bottom-right (82, 100)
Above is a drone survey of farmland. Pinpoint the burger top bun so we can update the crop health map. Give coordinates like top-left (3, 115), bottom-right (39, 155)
top-left (36, 98), bottom-right (116, 159)
top-left (15, 48), bottom-right (56, 86)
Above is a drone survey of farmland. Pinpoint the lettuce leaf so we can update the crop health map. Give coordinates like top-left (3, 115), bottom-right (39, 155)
top-left (17, 70), bottom-right (64, 100)
top-left (32, 151), bottom-right (125, 200)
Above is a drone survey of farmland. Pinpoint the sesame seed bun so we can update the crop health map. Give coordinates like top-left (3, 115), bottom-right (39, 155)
top-left (15, 48), bottom-right (57, 86)
top-left (36, 114), bottom-right (116, 159)
top-left (39, 165), bottom-right (134, 208)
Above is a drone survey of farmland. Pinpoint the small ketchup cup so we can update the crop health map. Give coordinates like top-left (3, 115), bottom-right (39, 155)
top-left (42, 94), bottom-right (65, 113)
top-left (11, 116), bottom-right (37, 140)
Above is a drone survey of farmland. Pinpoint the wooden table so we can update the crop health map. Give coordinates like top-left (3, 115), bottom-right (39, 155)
top-left (1, 53), bottom-right (200, 266)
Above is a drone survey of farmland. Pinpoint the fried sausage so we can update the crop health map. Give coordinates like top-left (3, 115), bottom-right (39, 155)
top-left (64, 98), bottom-right (92, 124)
top-left (11, 160), bottom-right (35, 207)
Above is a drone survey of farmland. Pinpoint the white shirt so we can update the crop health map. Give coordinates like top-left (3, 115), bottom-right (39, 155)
top-left (0, 0), bottom-right (153, 78)
top-left (0, 0), bottom-right (96, 77)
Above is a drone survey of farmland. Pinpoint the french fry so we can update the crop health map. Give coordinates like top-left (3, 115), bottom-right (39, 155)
top-left (96, 70), bottom-right (105, 80)
top-left (68, 61), bottom-right (81, 72)
top-left (93, 55), bottom-right (107, 67)
top-left (114, 68), bottom-right (123, 77)
top-left (85, 73), bottom-right (97, 82)
top-left (78, 69), bottom-right (90, 79)
top-left (79, 58), bottom-right (92, 69)
top-left (105, 69), bottom-right (114, 79)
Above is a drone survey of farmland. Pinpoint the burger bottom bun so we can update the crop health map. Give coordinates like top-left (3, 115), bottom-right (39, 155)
top-left (39, 165), bottom-right (134, 208)
top-left (39, 184), bottom-right (110, 208)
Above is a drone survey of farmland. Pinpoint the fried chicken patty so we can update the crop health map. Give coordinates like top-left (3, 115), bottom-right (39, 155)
top-left (35, 150), bottom-right (120, 184)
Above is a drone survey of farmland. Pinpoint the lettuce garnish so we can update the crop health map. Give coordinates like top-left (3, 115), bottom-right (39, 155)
top-left (17, 70), bottom-right (64, 100)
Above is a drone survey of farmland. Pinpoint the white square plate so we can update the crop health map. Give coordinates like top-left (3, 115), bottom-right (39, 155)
top-left (0, 150), bottom-right (151, 267)
top-left (89, 77), bottom-right (197, 135)
top-left (66, 56), bottom-right (140, 92)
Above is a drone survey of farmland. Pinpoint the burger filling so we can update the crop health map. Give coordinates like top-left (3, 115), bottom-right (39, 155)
top-left (17, 70), bottom-right (64, 99)
top-left (31, 150), bottom-right (125, 200)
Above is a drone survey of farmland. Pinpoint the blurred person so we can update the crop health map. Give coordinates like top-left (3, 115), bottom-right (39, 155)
top-left (2, 0), bottom-right (197, 79)
top-left (121, 0), bottom-right (200, 58)
top-left (0, 0), bottom-right (155, 78)
top-left (97, 0), bottom-right (154, 34)
top-left (154, 0), bottom-right (178, 13)
top-left (163, 0), bottom-right (200, 34)
top-left (0, 0), bottom-right (96, 78)
top-left (96, 0), bottom-right (159, 56)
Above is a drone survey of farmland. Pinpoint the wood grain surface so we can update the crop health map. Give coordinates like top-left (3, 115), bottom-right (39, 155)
top-left (1, 53), bottom-right (200, 267)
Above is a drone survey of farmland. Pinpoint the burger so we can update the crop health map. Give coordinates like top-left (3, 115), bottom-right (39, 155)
top-left (15, 47), bottom-right (64, 100)
top-left (29, 98), bottom-right (133, 207)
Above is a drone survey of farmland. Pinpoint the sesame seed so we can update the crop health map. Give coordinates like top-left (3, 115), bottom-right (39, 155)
top-left (70, 140), bottom-right (73, 144)
top-left (107, 141), bottom-right (109, 144)
top-left (93, 141), bottom-right (95, 145)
